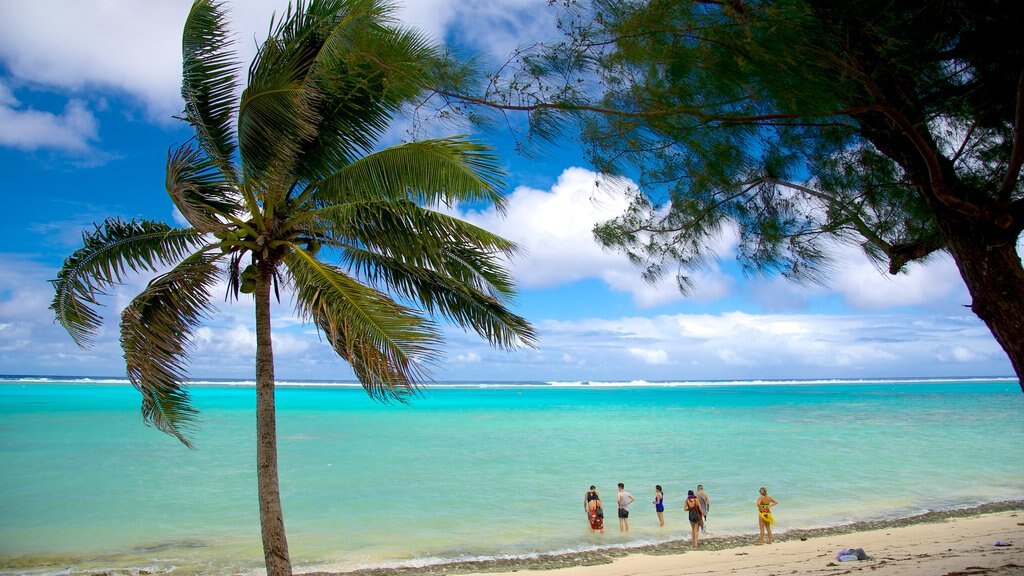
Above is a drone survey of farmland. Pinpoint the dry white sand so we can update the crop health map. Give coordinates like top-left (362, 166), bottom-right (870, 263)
top-left (468, 511), bottom-right (1024, 576)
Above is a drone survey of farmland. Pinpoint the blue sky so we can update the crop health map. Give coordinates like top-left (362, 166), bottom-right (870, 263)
top-left (0, 0), bottom-right (1014, 382)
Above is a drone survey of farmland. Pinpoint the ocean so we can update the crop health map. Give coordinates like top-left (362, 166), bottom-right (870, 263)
top-left (1, 376), bottom-right (1022, 575)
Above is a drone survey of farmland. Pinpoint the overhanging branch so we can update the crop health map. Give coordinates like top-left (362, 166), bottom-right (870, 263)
top-left (998, 70), bottom-right (1024, 203)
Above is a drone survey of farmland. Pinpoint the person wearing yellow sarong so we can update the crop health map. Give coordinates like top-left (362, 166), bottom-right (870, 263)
top-left (757, 487), bottom-right (778, 544)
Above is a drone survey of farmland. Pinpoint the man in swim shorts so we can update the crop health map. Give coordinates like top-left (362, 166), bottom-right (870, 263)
top-left (616, 482), bottom-right (635, 531)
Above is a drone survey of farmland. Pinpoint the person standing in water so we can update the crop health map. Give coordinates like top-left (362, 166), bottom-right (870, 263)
top-left (653, 485), bottom-right (665, 526)
top-left (616, 483), bottom-right (635, 531)
top-left (584, 485), bottom-right (604, 533)
top-left (696, 484), bottom-right (710, 532)
top-left (684, 489), bottom-right (704, 546)
top-left (757, 486), bottom-right (778, 544)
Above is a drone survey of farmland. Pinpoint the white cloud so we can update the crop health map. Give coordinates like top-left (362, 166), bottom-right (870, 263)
top-left (0, 252), bottom-right (334, 379)
top-left (627, 347), bottom-right (668, 365)
top-left (0, 80), bottom-right (18, 106)
top-left (457, 167), bottom-right (735, 308)
top-left (0, 1), bottom-right (190, 121)
top-left (457, 164), bottom-right (971, 315)
top-left (936, 345), bottom-right (986, 363)
top-left (172, 206), bottom-right (189, 227)
top-left (0, 0), bottom-right (556, 130)
top-left (0, 250), bottom-right (1012, 382)
top-left (748, 244), bottom-right (970, 313)
top-left (522, 310), bottom-right (1009, 381)
top-left (827, 246), bottom-right (968, 310)
top-left (455, 351), bottom-right (482, 363)
top-left (399, 0), bottom-right (557, 59)
top-left (0, 98), bottom-right (98, 152)
top-left (194, 324), bottom-right (312, 358)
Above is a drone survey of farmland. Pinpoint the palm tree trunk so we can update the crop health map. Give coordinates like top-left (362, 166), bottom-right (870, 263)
top-left (255, 263), bottom-right (292, 576)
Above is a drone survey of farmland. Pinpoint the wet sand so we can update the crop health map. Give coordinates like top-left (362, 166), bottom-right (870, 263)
top-left (305, 501), bottom-right (1024, 576)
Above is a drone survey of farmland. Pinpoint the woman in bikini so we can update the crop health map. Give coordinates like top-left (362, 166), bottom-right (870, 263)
top-left (757, 486), bottom-right (778, 544)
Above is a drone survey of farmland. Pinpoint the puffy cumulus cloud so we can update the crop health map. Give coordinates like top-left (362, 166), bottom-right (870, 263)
top-left (456, 167), bottom-right (735, 308)
top-left (748, 244), bottom-right (970, 313)
top-left (463, 165), bottom-right (969, 316)
top-left (826, 245), bottom-right (968, 310)
top-left (466, 167), bottom-right (630, 286)
top-left (0, 98), bottom-right (99, 152)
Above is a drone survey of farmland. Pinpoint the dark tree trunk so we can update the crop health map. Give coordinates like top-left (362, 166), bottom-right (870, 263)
top-left (938, 218), bottom-right (1024, 393)
top-left (805, 0), bottom-right (1024, 392)
top-left (255, 262), bottom-right (292, 576)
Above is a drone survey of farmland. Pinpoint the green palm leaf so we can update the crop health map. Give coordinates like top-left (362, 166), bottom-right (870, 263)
top-left (309, 199), bottom-right (516, 263)
top-left (50, 219), bottom-right (207, 347)
top-left (181, 0), bottom-right (239, 177)
top-left (308, 200), bottom-right (535, 349)
top-left (285, 248), bottom-right (442, 400)
top-left (341, 244), bottom-right (537, 350)
top-left (237, 2), bottom-right (322, 182)
top-left (316, 137), bottom-right (506, 209)
top-left (166, 143), bottom-right (241, 232)
top-left (295, 2), bottom-right (438, 180)
top-left (120, 252), bottom-right (221, 448)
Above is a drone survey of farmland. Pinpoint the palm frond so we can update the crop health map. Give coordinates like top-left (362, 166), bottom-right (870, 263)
top-left (295, 1), bottom-right (438, 180)
top-left (120, 251), bottom-right (221, 449)
top-left (284, 247), bottom-right (442, 401)
top-left (182, 0), bottom-right (239, 177)
top-left (237, 1), bottom-right (323, 181)
top-left (50, 219), bottom-right (208, 347)
top-left (309, 199), bottom-right (517, 265)
top-left (306, 200), bottom-right (536, 349)
top-left (166, 143), bottom-right (240, 232)
top-left (315, 137), bottom-right (506, 210)
top-left (340, 244), bottom-right (537, 350)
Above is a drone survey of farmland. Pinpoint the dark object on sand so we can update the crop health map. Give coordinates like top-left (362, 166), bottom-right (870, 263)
top-left (836, 548), bottom-right (869, 561)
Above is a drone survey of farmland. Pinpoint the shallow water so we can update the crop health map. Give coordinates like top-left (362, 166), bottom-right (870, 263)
top-left (1, 377), bottom-right (1022, 575)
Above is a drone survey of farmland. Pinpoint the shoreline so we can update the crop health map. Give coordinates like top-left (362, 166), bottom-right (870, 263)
top-left (305, 500), bottom-right (1024, 576)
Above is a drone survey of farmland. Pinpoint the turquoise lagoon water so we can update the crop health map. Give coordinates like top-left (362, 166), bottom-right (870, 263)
top-left (1, 377), bottom-right (1022, 575)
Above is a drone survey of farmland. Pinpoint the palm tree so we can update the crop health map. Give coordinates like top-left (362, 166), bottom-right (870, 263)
top-left (49, 1), bottom-right (536, 574)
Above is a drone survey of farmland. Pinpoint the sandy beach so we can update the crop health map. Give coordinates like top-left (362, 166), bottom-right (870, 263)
top-left (472, 511), bottom-right (1024, 576)
top-left (310, 503), bottom-right (1024, 576)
